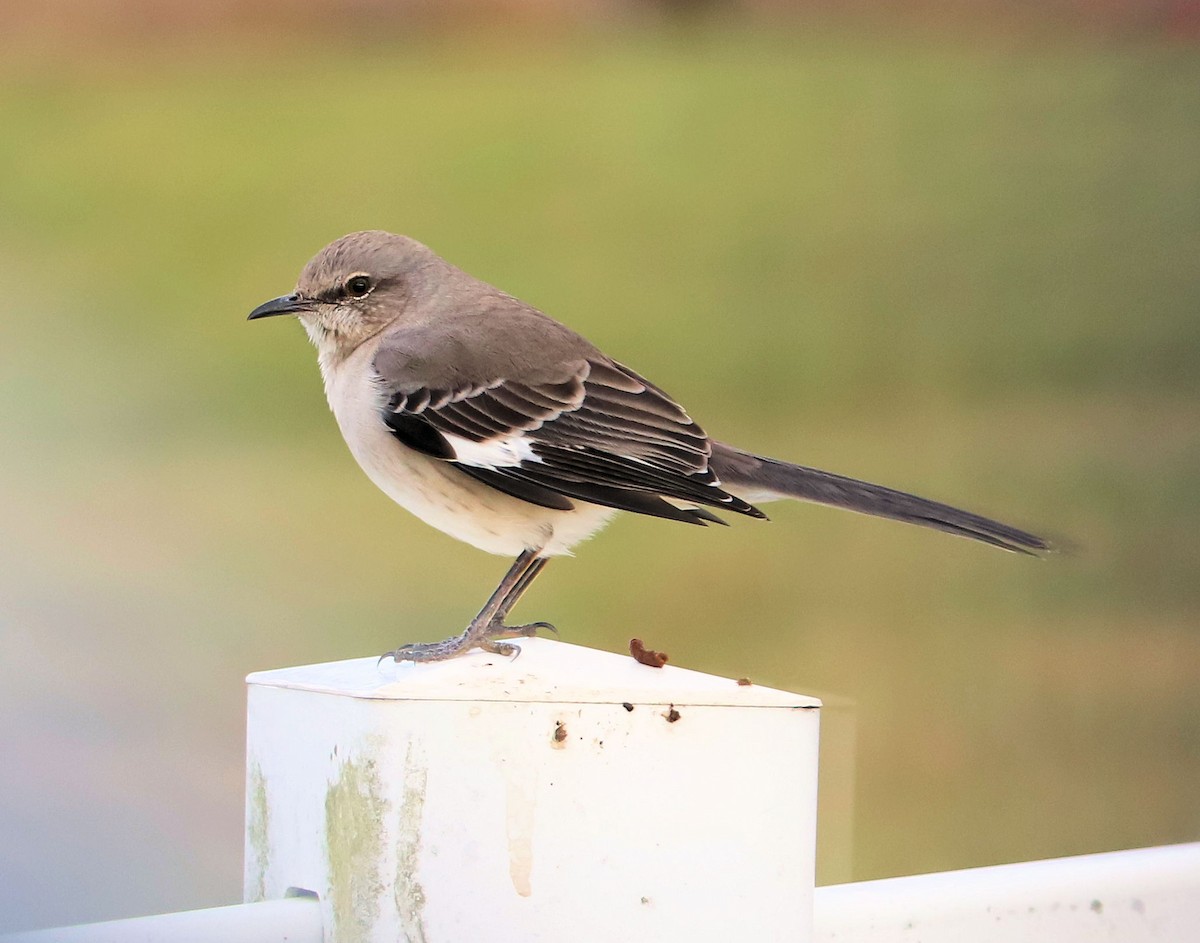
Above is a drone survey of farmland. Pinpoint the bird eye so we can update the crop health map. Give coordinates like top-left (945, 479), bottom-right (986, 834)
top-left (345, 275), bottom-right (372, 297)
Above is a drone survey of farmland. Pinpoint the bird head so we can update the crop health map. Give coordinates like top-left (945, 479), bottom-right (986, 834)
top-left (248, 230), bottom-right (436, 359)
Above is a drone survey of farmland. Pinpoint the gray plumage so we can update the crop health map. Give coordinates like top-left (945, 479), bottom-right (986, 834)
top-left (249, 230), bottom-right (1052, 662)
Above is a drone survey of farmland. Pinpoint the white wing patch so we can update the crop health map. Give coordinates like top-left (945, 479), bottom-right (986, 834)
top-left (445, 432), bottom-right (542, 469)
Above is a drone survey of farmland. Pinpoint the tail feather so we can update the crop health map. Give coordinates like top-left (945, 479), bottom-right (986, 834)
top-left (709, 442), bottom-right (1052, 555)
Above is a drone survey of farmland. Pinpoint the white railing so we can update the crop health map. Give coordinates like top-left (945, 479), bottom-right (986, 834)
top-left (10, 844), bottom-right (1200, 942)
top-left (815, 842), bottom-right (1200, 942)
top-left (1, 897), bottom-right (323, 943)
top-left (4, 639), bottom-right (1198, 942)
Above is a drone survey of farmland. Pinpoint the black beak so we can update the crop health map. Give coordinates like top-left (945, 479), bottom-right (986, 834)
top-left (248, 293), bottom-right (310, 321)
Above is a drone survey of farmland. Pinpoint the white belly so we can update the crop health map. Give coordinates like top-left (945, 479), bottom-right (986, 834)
top-left (320, 345), bottom-right (617, 557)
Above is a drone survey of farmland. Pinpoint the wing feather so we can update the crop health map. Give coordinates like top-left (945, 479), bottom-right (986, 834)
top-left (376, 352), bottom-right (765, 523)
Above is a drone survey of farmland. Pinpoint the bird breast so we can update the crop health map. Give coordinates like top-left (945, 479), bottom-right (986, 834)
top-left (317, 342), bottom-right (617, 557)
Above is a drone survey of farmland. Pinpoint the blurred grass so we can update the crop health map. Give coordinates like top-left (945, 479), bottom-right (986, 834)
top-left (0, 23), bottom-right (1198, 930)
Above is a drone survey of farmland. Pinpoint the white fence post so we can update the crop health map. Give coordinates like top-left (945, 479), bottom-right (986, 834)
top-left (244, 637), bottom-right (821, 943)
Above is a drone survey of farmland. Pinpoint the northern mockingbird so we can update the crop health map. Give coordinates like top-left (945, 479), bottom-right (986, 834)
top-left (249, 230), bottom-right (1050, 662)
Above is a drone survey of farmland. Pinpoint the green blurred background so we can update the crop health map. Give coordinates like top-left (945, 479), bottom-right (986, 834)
top-left (1, 1), bottom-right (1198, 932)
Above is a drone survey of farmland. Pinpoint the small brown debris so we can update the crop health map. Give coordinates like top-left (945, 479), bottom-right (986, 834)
top-left (622, 702), bottom-right (634, 712)
top-left (736, 677), bottom-right (753, 686)
top-left (664, 705), bottom-right (681, 723)
top-left (630, 638), bottom-right (669, 668)
top-left (552, 721), bottom-right (567, 744)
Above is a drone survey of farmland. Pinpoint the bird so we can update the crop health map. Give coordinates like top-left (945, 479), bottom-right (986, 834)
top-left (248, 230), bottom-right (1051, 662)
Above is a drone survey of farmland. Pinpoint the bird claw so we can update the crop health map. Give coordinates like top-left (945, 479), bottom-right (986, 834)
top-left (484, 620), bottom-right (557, 641)
top-left (381, 619), bottom-right (557, 664)
top-left (376, 644), bottom-right (425, 667)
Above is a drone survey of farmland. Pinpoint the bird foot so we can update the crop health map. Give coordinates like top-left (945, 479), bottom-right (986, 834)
top-left (383, 620), bottom-right (557, 664)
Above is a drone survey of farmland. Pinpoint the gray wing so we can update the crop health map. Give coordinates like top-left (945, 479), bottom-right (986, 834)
top-left (374, 325), bottom-right (765, 525)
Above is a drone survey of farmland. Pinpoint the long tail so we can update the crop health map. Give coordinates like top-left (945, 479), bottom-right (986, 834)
top-left (710, 442), bottom-right (1052, 555)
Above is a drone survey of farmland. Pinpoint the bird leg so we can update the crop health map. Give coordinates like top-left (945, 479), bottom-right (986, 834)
top-left (384, 549), bottom-right (554, 663)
